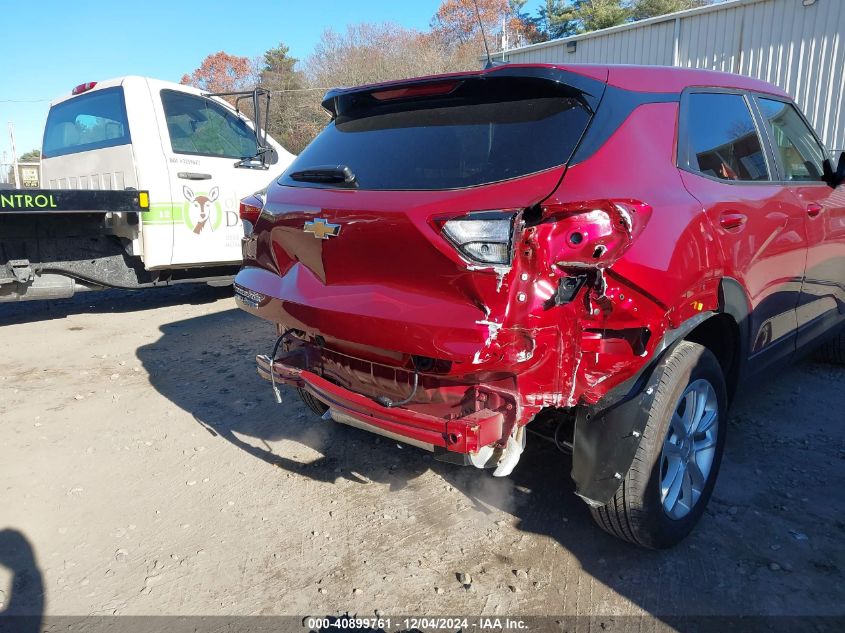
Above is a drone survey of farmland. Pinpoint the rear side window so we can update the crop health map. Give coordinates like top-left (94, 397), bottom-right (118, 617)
top-left (42, 87), bottom-right (130, 158)
top-left (281, 77), bottom-right (593, 190)
top-left (757, 98), bottom-right (826, 181)
top-left (160, 90), bottom-right (257, 159)
top-left (684, 92), bottom-right (769, 182)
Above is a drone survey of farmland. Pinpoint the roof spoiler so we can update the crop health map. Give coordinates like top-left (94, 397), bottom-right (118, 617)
top-left (320, 66), bottom-right (607, 119)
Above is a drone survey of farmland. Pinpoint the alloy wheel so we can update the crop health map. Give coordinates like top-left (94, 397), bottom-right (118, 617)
top-left (659, 379), bottom-right (719, 519)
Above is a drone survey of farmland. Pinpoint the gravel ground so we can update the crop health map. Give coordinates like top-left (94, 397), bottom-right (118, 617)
top-left (0, 286), bottom-right (843, 628)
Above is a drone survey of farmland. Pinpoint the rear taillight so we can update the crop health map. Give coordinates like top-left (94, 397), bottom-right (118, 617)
top-left (239, 190), bottom-right (266, 236)
top-left (540, 199), bottom-right (652, 267)
top-left (440, 212), bottom-right (516, 266)
top-left (71, 82), bottom-right (97, 95)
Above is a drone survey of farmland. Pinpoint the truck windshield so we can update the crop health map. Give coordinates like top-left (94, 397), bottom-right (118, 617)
top-left (280, 76), bottom-right (593, 191)
top-left (42, 87), bottom-right (131, 158)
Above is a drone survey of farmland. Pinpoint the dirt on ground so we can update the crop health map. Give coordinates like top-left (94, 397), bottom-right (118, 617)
top-left (1, 286), bottom-right (843, 629)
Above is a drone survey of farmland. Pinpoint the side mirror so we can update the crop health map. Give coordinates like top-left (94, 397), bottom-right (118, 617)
top-left (235, 147), bottom-right (278, 170)
top-left (822, 152), bottom-right (845, 188)
top-left (205, 87), bottom-right (274, 170)
top-left (237, 88), bottom-right (273, 170)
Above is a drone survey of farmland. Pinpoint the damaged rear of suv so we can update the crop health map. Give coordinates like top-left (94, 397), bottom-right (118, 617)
top-left (234, 63), bottom-right (845, 548)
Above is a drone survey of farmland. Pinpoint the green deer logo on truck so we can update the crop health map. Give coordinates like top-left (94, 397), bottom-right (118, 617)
top-left (183, 185), bottom-right (221, 234)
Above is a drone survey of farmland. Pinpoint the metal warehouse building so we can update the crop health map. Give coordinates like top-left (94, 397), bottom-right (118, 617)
top-left (500, 0), bottom-right (845, 154)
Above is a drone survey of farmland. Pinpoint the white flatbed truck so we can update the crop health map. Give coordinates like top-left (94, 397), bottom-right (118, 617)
top-left (0, 76), bottom-right (293, 302)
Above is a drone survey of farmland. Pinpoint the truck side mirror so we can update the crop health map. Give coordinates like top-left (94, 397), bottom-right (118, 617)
top-left (207, 87), bottom-right (274, 170)
top-left (233, 88), bottom-right (273, 170)
top-left (236, 146), bottom-right (277, 170)
top-left (822, 152), bottom-right (845, 188)
top-left (249, 88), bottom-right (272, 168)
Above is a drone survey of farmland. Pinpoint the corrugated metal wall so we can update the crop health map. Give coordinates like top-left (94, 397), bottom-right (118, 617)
top-left (501, 0), bottom-right (845, 153)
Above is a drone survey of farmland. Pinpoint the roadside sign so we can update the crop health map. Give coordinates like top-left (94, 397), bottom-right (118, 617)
top-left (19, 164), bottom-right (40, 188)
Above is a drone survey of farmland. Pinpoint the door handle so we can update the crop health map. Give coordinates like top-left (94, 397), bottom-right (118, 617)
top-left (719, 212), bottom-right (747, 231)
top-left (177, 172), bottom-right (212, 180)
top-left (807, 203), bottom-right (823, 218)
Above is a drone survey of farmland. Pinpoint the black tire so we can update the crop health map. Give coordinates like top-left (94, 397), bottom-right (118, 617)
top-left (816, 329), bottom-right (845, 365)
top-left (297, 388), bottom-right (329, 416)
top-left (589, 341), bottom-right (728, 549)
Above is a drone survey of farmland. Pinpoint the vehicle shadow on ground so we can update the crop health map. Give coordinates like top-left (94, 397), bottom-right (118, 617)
top-left (0, 285), bottom-right (232, 327)
top-left (138, 305), bottom-right (844, 628)
top-left (0, 529), bottom-right (44, 633)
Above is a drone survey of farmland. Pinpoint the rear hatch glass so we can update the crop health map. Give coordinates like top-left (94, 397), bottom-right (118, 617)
top-left (280, 76), bottom-right (594, 191)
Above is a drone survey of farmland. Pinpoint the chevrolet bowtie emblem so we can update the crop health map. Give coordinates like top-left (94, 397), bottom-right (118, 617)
top-left (303, 218), bottom-right (341, 239)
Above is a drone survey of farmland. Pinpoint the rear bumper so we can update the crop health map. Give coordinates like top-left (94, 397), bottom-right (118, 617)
top-left (256, 354), bottom-right (505, 454)
top-left (235, 265), bottom-right (499, 363)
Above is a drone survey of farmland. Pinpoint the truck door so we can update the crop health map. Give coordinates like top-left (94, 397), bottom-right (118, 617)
top-left (157, 89), bottom-right (276, 267)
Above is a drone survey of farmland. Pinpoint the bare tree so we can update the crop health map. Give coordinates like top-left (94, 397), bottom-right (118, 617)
top-left (305, 22), bottom-right (477, 91)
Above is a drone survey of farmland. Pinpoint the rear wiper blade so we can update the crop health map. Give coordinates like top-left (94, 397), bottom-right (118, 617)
top-left (288, 164), bottom-right (358, 187)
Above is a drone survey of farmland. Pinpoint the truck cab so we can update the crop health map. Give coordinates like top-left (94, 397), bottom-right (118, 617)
top-left (41, 76), bottom-right (294, 272)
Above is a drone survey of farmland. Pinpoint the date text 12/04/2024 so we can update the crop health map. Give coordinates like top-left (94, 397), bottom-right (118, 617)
top-left (305, 617), bottom-right (529, 630)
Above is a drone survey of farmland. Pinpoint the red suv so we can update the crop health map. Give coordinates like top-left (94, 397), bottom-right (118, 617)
top-left (234, 64), bottom-right (845, 548)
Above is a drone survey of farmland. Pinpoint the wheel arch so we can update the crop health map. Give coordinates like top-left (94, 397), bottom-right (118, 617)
top-left (570, 277), bottom-right (749, 505)
top-left (683, 277), bottom-right (750, 401)
top-left (684, 314), bottom-right (741, 401)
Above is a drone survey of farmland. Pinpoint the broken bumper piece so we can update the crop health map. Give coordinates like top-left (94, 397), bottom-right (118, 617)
top-left (256, 354), bottom-right (505, 455)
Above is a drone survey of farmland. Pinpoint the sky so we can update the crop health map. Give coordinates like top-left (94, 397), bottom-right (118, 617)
top-left (0, 0), bottom-right (543, 158)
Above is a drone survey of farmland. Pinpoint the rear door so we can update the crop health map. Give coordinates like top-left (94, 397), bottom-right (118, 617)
top-left (753, 96), bottom-right (845, 348)
top-left (678, 90), bottom-right (809, 373)
top-left (156, 89), bottom-right (278, 267)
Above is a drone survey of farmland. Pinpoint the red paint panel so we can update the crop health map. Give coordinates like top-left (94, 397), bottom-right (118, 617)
top-left (603, 66), bottom-right (789, 96)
